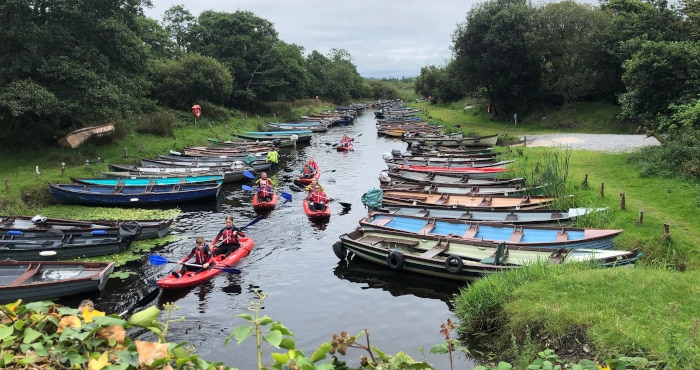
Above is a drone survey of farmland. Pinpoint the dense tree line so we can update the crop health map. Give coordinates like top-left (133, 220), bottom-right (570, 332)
top-left (415, 0), bottom-right (700, 136)
top-left (0, 1), bottom-right (388, 145)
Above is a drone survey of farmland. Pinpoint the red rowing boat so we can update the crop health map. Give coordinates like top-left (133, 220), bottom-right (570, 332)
top-left (156, 237), bottom-right (254, 289)
top-left (303, 199), bottom-right (331, 219)
top-left (252, 193), bottom-right (277, 211)
top-left (295, 170), bottom-right (322, 186)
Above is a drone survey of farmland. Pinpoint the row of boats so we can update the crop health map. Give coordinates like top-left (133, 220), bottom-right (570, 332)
top-left (0, 106), bottom-right (371, 304)
top-left (333, 105), bottom-right (640, 282)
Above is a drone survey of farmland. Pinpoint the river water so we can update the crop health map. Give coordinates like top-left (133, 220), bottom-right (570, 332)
top-left (92, 111), bottom-right (475, 369)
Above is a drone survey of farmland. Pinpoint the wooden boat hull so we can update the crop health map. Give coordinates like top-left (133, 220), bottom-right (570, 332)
top-left (58, 124), bottom-right (115, 148)
top-left (392, 164), bottom-right (509, 178)
top-left (383, 170), bottom-right (525, 186)
top-left (0, 233), bottom-right (131, 261)
top-left (380, 183), bottom-right (541, 197)
top-left (336, 228), bottom-right (639, 282)
top-left (252, 193), bottom-right (277, 211)
top-left (49, 182), bottom-right (221, 207)
top-left (102, 169), bottom-right (248, 184)
top-left (360, 213), bottom-right (623, 249)
top-left (381, 190), bottom-right (553, 210)
top-left (0, 260), bottom-right (115, 304)
top-left (376, 205), bottom-right (606, 224)
top-left (402, 134), bottom-right (498, 147)
top-left (303, 199), bottom-right (331, 219)
top-left (0, 216), bottom-right (171, 241)
top-left (234, 130), bottom-right (313, 143)
top-left (72, 175), bottom-right (223, 186)
top-left (156, 238), bottom-right (254, 289)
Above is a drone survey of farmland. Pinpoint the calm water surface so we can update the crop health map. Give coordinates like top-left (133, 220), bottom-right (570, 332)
top-left (92, 111), bottom-right (476, 369)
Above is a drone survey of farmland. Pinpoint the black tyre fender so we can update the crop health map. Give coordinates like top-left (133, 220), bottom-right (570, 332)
top-left (444, 254), bottom-right (464, 274)
top-left (332, 241), bottom-right (348, 260)
top-left (387, 250), bottom-right (405, 270)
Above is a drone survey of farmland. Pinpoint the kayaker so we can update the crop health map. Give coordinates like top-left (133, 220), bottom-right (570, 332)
top-left (297, 160), bottom-right (316, 179)
top-left (304, 178), bottom-right (324, 192)
top-left (308, 156), bottom-right (319, 171)
top-left (307, 184), bottom-right (329, 212)
top-left (266, 147), bottom-right (279, 169)
top-left (339, 133), bottom-right (353, 148)
top-left (254, 172), bottom-right (275, 201)
top-left (174, 236), bottom-right (214, 278)
top-left (211, 215), bottom-right (245, 257)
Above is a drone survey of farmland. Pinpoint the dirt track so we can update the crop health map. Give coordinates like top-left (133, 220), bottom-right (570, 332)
top-left (523, 133), bottom-right (661, 153)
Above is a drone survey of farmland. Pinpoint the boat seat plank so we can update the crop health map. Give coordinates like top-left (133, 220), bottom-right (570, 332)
top-left (463, 225), bottom-right (478, 239)
top-left (556, 231), bottom-right (568, 242)
top-left (510, 230), bottom-right (524, 243)
top-left (417, 224), bottom-right (434, 235)
top-left (480, 243), bottom-right (508, 265)
top-left (6, 263), bottom-right (41, 287)
top-left (359, 236), bottom-right (419, 247)
top-left (419, 242), bottom-right (448, 259)
top-left (372, 217), bottom-right (393, 227)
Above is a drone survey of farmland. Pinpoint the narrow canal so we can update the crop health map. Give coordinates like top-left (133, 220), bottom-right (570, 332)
top-left (95, 110), bottom-right (475, 369)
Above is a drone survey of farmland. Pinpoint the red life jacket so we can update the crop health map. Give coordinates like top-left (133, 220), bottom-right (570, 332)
top-left (302, 166), bottom-right (313, 175)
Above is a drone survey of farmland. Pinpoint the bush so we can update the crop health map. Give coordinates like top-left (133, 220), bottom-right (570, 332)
top-left (134, 111), bottom-right (175, 137)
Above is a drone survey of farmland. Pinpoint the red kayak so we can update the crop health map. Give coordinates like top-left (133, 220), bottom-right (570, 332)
top-left (252, 192), bottom-right (277, 211)
top-left (336, 143), bottom-right (353, 152)
top-left (156, 237), bottom-right (254, 289)
top-left (295, 170), bottom-right (322, 186)
top-left (303, 199), bottom-right (331, 219)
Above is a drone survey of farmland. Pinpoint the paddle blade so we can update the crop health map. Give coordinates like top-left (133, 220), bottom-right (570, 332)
top-left (280, 192), bottom-right (293, 201)
top-left (218, 267), bottom-right (241, 274)
top-left (148, 255), bottom-right (169, 265)
top-left (243, 170), bottom-right (255, 179)
top-left (339, 202), bottom-right (352, 209)
top-left (242, 215), bottom-right (265, 230)
top-left (289, 184), bottom-right (303, 192)
top-left (242, 184), bottom-right (254, 191)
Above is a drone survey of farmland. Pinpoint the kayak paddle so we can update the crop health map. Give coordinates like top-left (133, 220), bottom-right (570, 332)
top-left (243, 170), bottom-right (255, 179)
top-left (148, 254), bottom-right (241, 274)
top-left (280, 192), bottom-right (293, 202)
top-left (242, 184), bottom-right (254, 191)
top-left (118, 286), bottom-right (160, 318)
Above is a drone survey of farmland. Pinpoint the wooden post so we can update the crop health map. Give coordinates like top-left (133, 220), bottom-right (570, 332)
top-left (664, 224), bottom-right (670, 239)
top-left (35, 166), bottom-right (40, 181)
top-left (582, 174), bottom-right (588, 187)
top-left (636, 210), bottom-right (644, 225)
top-left (620, 192), bottom-right (626, 210)
top-left (4, 178), bottom-right (9, 191)
top-left (600, 183), bottom-right (605, 198)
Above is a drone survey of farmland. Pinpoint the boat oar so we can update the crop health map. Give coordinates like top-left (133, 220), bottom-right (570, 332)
top-left (148, 255), bottom-right (241, 274)
top-left (280, 192), bottom-right (293, 202)
top-left (243, 170), bottom-right (255, 179)
top-left (118, 286), bottom-right (160, 318)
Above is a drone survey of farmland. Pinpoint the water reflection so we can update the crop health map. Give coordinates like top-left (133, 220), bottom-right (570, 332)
top-left (333, 254), bottom-right (464, 310)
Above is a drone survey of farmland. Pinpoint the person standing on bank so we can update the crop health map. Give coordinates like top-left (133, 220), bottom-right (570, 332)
top-left (211, 215), bottom-right (245, 258)
top-left (174, 236), bottom-right (214, 278)
top-left (266, 147), bottom-right (279, 170)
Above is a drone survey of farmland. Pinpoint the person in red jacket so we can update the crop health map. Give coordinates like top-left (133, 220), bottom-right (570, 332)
top-left (173, 236), bottom-right (214, 278)
top-left (254, 172), bottom-right (275, 201)
top-left (210, 215), bottom-right (245, 257)
top-left (307, 184), bottom-right (329, 212)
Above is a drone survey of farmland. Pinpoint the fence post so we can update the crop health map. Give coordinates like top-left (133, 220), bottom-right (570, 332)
top-left (620, 192), bottom-right (626, 210)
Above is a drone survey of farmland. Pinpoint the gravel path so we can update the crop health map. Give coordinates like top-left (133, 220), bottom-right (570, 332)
top-left (523, 133), bottom-right (661, 153)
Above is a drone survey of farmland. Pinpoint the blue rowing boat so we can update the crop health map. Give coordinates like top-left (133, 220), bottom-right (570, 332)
top-left (359, 212), bottom-right (623, 250)
top-left (71, 175), bottom-right (223, 186)
top-left (48, 182), bottom-right (221, 207)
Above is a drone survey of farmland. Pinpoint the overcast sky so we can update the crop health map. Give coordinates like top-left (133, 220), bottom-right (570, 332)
top-left (143, 1), bottom-right (479, 79)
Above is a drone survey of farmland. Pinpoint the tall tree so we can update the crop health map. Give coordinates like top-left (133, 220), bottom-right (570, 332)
top-left (451, 0), bottom-right (540, 118)
top-left (0, 0), bottom-right (151, 145)
top-left (597, 0), bottom-right (686, 102)
top-left (162, 5), bottom-right (195, 53)
top-left (187, 11), bottom-right (281, 107)
top-left (619, 40), bottom-right (700, 132)
top-left (149, 54), bottom-right (233, 109)
top-left (531, 1), bottom-right (610, 106)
